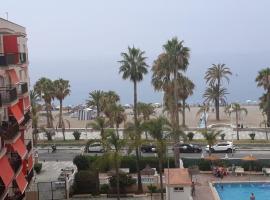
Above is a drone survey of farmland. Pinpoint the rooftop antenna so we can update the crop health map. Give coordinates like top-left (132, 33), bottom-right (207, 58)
top-left (5, 12), bottom-right (8, 20)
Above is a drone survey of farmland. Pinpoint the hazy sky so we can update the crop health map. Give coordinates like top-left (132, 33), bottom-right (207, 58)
top-left (1, 0), bottom-right (270, 105)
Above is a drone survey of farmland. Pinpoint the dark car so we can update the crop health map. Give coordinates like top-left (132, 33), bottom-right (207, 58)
top-left (173, 144), bottom-right (202, 153)
top-left (141, 144), bottom-right (157, 153)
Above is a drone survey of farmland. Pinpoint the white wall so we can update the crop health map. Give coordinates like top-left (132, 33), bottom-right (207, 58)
top-left (166, 185), bottom-right (191, 200)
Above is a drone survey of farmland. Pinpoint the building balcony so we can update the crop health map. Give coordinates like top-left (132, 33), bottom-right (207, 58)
top-left (25, 140), bottom-right (32, 153)
top-left (20, 111), bottom-right (31, 129)
top-left (17, 82), bottom-right (28, 96)
top-left (9, 152), bottom-right (22, 174)
top-left (26, 169), bottom-right (34, 183)
top-left (0, 53), bottom-right (27, 67)
top-left (0, 180), bottom-right (6, 199)
top-left (0, 121), bottom-right (20, 140)
top-left (0, 86), bottom-right (17, 105)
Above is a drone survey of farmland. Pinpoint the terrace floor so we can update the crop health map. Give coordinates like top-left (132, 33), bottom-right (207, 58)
top-left (193, 173), bottom-right (270, 200)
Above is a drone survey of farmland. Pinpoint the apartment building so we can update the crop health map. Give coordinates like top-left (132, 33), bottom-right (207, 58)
top-left (0, 18), bottom-right (33, 200)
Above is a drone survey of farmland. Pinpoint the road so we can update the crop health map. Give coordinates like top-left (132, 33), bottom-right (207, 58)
top-left (37, 148), bottom-right (270, 162)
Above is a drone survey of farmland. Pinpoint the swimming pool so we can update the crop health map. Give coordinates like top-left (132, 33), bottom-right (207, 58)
top-left (214, 182), bottom-right (270, 200)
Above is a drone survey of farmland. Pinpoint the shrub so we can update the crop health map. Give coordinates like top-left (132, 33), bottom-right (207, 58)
top-left (249, 133), bottom-right (256, 140)
top-left (220, 133), bottom-right (226, 140)
top-left (73, 155), bottom-right (90, 171)
top-left (147, 184), bottom-right (157, 193)
top-left (73, 130), bottom-right (81, 140)
top-left (73, 171), bottom-right (99, 194)
top-left (187, 132), bottom-right (194, 141)
top-left (100, 184), bottom-right (110, 194)
top-left (34, 163), bottom-right (42, 174)
top-left (109, 173), bottom-right (136, 193)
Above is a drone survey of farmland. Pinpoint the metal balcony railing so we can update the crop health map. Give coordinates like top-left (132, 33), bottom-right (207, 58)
top-left (26, 169), bottom-right (34, 183)
top-left (0, 53), bottom-right (27, 66)
top-left (20, 111), bottom-right (31, 128)
top-left (25, 139), bottom-right (32, 153)
top-left (0, 122), bottom-right (20, 140)
top-left (17, 82), bottom-right (28, 95)
top-left (0, 182), bottom-right (5, 199)
top-left (0, 86), bottom-right (17, 104)
top-left (9, 152), bottom-right (22, 173)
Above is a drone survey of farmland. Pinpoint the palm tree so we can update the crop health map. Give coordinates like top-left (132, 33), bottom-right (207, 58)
top-left (203, 84), bottom-right (228, 117)
top-left (119, 46), bottom-right (148, 193)
top-left (34, 77), bottom-right (55, 128)
top-left (256, 68), bottom-right (270, 126)
top-left (110, 104), bottom-right (126, 136)
top-left (152, 38), bottom-right (190, 167)
top-left (143, 117), bottom-right (170, 200)
top-left (225, 103), bottom-right (248, 140)
top-left (54, 78), bottom-right (71, 131)
top-left (178, 75), bottom-right (195, 127)
top-left (106, 130), bottom-right (126, 200)
top-left (204, 64), bottom-right (232, 120)
top-left (55, 117), bottom-right (71, 141)
top-left (86, 117), bottom-right (109, 141)
top-left (201, 130), bottom-right (221, 156)
top-left (30, 90), bottom-right (41, 146)
top-left (137, 102), bottom-right (155, 138)
top-left (87, 90), bottom-right (105, 117)
top-left (103, 91), bottom-right (121, 127)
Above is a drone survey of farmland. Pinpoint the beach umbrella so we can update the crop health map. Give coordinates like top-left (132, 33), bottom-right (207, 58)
top-left (141, 164), bottom-right (155, 176)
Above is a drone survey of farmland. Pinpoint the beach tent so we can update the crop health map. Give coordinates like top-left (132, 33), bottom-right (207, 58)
top-left (78, 108), bottom-right (95, 120)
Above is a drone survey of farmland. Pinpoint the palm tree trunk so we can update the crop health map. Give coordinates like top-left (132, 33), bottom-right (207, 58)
top-left (209, 144), bottom-right (212, 156)
top-left (182, 99), bottom-right (186, 127)
top-left (216, 81), bottom-right (220, 121)
top-left (59, 99), bottom-right (63, 128)
top-left (267, 92), bottom-right (270, 126)
top-left (215, 98), bottom-right (220, 121)
top-left (97, 104), bottom-right (100, 117)
top-left (115, 153), bottom-right (120, 200)
top-left (236, 110), bottom-right (239, 140)
top-left (135, 147), bottom-right (143, 193)
top-left (45, 102), bottom-right (50, 128)
top-left (133, 81), bottom-right (143, 193)
top-left (158, 156), bottom-right (164, 200)
top-left (173, 69), bottom-right (180, 168)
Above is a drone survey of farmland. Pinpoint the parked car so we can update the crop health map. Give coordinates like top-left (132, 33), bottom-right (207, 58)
top-left (86, 142), bottom-right (104, 153)
top-left (173, 144), bottom-right (202, 153)
top-left (205, 141), bottom-right (236, 153)
top-left (141, 144), bottom-right (157, 153)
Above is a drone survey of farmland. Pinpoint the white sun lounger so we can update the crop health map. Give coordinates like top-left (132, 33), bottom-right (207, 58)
top-left (235, 167), bottom-right (244, 176)
top-left (262, 168), bottom-right (270, 176)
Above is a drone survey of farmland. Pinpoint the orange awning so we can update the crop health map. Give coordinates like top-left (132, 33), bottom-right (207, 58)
top-left (0, 156), bottom-right (15, 187)
top-left (10, 103), bottom-right (24, 123)
top-left (23, 96), bottom-right (30, 111)
top-left (12, 138), bottom-right (27, 159)
top-left (7, 69), bottom-right (19, 85)
top-left (16, 171), bottom-right (28, 193)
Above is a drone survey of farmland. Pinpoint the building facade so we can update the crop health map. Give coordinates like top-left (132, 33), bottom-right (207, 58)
top-left (0, 18), bottom-right (33, 200)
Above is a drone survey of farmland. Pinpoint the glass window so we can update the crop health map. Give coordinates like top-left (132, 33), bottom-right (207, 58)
top-left (174, 187), bottom-right (184, 192)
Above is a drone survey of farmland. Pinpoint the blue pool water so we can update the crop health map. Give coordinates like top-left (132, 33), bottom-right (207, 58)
top-left (215, 183), bottom-right (270, 200)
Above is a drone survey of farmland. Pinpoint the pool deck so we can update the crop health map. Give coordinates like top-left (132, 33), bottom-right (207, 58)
top-left (193, 173), bottom-right (270, 200)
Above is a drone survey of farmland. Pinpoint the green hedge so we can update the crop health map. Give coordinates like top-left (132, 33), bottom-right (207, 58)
top-left (182, 158), bottom-right (270, 171)
top-left (73, 170), bottom-right (99, 194)
top-left (86, 156), bottom-right (175, 173)
top-left (83, 155), bottom-right (270, 172)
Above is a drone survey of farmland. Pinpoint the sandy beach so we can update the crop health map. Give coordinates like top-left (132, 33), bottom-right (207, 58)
top-left (38, 105), bottom-right (263, 129)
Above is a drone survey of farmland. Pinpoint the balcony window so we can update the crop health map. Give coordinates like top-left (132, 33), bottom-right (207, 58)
top-left (9, 152), bottom-right (22, 173)
top-left (0, 86), bottom-right (17, 104)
